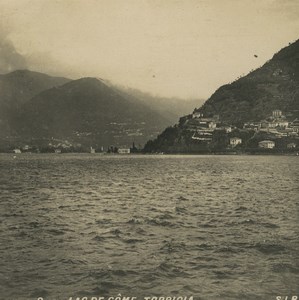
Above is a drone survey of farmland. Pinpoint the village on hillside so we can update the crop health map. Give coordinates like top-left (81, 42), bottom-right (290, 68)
top-left (143, 108), bottom-right (299, 154)
top-left (180, 109), bottom-right (298, 152)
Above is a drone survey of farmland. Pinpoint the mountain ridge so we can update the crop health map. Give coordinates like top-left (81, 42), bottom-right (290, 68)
top-left (0, 69), bottom-right (71, 107)
top-left (0, 69), bottom-right (71, 137)
top-left (6, 76), bottom-right (173, 149)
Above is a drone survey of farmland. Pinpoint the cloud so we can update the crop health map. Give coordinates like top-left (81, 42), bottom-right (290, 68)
top-left (0, 1), bottom-right (298, 97)
top-left (0, 25), bottom-right (73, 78)
top-left (0, 32), bottom-right (27, 74)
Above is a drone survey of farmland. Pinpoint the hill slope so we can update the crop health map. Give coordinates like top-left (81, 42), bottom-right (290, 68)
top-left (198, 39), bottom-right (299, 123)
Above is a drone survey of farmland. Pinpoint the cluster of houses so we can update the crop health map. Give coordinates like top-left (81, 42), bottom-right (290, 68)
top-left (190, 112), bottom-right (224, 142)
top-left (188, 109), bottom-right (298, 150)
top-left (11, 134), bottom-right (134, 154)
top-left (12, 144), bottom-right (132, 154)
top-left (243, 109), bottom-right (298, 149)
top-left (244, 110), bottom-right (299, 137)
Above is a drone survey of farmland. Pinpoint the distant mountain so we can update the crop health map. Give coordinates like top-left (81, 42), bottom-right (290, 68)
top-left (11, 77), bottom-right (172, 149)
top-left (197, 39), bottom-right (299, 123)
top-left (0, 70), bottom-right (70, 137)
top-left (0, 69), bottom-right (70, 110)
top-left (113, 86), bottom-right (204, 124)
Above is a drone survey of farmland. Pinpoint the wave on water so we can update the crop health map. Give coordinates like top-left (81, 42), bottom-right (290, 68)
top-left (0, 154), bottom-right (298, 299)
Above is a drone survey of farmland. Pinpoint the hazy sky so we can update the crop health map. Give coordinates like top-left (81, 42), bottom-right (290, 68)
top-left (0, 0), bottom-right (298, 99)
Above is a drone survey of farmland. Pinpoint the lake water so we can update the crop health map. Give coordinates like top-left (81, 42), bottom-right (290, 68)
top-left (0, 154), bottom-right (298, 300)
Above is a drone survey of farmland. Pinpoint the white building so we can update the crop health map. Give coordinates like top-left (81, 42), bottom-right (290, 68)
top-left (243, 122), bottom-right (261, 131)
top-left (289, 118), bottom-right (299, 132)
top-left (258, 140), bottom-right (275, 149)
top-left (230, 137), bottom-right (242, 147)
top-left (118, 148), bottom-right (130, 154)
top-left (287, 143), bottom-right (296, 149)
top-left (192, 111), bottom-right (203, 118)
top-left (191, 132), bottom-right (213, 141)
top-left (224, 126), bottom-right (232, 133)
top-left (90, 147), bottom-right (96, 154)
top-left (276, 120), bottom-right (289, 128)
top-left (272, 110), bottom-right (282, 118)
top-left (13, 149), bottom-right (21, 154)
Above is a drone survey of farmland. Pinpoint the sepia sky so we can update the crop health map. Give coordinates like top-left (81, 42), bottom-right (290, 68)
top-left (0, 0), bottom-right (299, 99)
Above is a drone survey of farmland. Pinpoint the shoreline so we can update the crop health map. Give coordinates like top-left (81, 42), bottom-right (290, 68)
top-left (1, 152), bottom-right (298, 156)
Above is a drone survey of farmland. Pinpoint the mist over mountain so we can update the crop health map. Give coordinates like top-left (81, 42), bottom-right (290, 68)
top-left (113, 86), bottom-right (204, 124)
top-left (0, 35), bottom-right (27, 74)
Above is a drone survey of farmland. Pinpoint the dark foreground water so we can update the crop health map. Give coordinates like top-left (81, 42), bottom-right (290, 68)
top-left (0, 154), bottom-right (298, 300)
